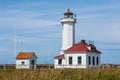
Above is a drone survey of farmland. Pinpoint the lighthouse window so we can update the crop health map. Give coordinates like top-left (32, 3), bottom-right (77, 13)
top-left (70, 15), bottom-right (73, 18)
top-left (78, 56), bottom-right (82, 64)
top-left (88, 56), bottom-right (91, 65)
top-left (91, 47), bottom-right (96, 51)
top-left (58, 59), bottom-right (62, 65)
top-left (69, 56), bottom-right (72, 65)
top-left (96, 57), bottom-right (99, 65)
top-left (64, 15), bottom-right (68, 18)
top-left (64, 14), bottom-right (69, 18)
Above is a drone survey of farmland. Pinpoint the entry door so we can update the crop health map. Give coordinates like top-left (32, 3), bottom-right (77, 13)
top-left (31, 60), bottom-right (35, 69)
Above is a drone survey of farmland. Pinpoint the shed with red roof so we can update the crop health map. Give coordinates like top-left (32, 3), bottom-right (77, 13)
top-left (16, 52), bottom-right (37, 69)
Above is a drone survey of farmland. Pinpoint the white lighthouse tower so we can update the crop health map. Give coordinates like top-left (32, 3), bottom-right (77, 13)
top-left (60, 9), bottom-right (76, 54)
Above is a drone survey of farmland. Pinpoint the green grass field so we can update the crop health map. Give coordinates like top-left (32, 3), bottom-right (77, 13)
top-left (0, 69), bottom-right (120, 80)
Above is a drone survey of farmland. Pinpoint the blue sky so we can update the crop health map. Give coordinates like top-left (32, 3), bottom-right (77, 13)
top-left (0, 0), bottom-right (120, 64)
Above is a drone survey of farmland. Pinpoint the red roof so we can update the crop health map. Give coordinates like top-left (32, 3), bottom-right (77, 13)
top-left (16, 52), bottom-right (37, 59)
top-left (64, 9), bottom-right (73, 14)
top-left (54, 54), bottom-right (65, 59)
top-left (64, 40), bottom-right (101, 54)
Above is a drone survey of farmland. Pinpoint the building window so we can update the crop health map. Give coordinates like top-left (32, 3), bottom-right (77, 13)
top-left (58, 59), bottom-right (62, 65)
top-left (88, 56), bottom-right (91, 65)
top-left (93, 57), bottom-right (95, 65)
top-left (21, 61), bottom-right (25, 65)
top-left (91, 47), bottom-right (96, 51)
top-left (78, 56), bottom-right (82, 64)
top-left (96, 57), bottom-right (99, 65)
top-left (69, 56), bottom-right (72, 65)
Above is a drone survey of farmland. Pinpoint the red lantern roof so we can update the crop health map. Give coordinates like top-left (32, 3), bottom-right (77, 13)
top-left (64, 9), bottom-right (73, 15)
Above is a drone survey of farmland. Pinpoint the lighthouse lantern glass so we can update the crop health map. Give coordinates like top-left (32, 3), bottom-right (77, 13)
top-left (64, 14), bottom-right (73, 18)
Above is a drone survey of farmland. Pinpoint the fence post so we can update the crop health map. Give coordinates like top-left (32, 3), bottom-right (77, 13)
top-left (4, 64), bottom-right (6, 70)
top-left (49, 64), bottom-right (50, 69)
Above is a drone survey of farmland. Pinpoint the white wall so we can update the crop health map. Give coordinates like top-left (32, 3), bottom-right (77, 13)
top-left (54, 58), bottom-right (66, 68)
top-left (65, 53), bottom-right (86, 68)
top-left (54, 53), bottom-right (101, 68)
top-left (16, 59), bottom-right (30, 69)
top-left (86, 53), bottom-right (100, 68)
top-left (54, 53), bottom-right (87, 68)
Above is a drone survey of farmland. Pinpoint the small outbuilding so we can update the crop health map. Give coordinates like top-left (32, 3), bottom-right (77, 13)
top-left (16, 52), bottom-right (37, 69)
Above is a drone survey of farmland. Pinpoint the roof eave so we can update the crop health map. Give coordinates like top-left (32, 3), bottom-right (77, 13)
top-left (54, 57), bottom-right (65, 59)
top-left (64, 51), bottom-right (89, 53)
top-left (65, 51), bottom-right (102, 54)
top-left (16, 58), bottom-right (30, 59)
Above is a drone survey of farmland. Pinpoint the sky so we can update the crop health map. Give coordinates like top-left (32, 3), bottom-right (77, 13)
top-left (0, 0), bottom-right (120, 64)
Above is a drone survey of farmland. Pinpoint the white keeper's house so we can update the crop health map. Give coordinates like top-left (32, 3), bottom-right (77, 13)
top-left (16, 52), bottom-right (37, 69)
top-left (54, 9), bottom-right (101, 68)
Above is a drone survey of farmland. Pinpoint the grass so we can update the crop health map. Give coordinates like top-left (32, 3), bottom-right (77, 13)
top-left (0, 68), bottom-right (120, 80)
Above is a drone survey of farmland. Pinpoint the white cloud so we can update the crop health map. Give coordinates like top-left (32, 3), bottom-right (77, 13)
top-left (0, 17), bottom-right (59, 29)
top-left (0, 8), bottom-right (59, 30)
top-left (0, 1), bottom-right (49, 9)
top-left (76, 2), bottom-right (120, 13)
top-left (0, 9), bottom-right (44, 18)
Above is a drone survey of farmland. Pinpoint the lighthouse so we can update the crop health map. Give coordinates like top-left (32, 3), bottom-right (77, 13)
top-left (54, 9), bottom-right (101, 69)
top-left (60, 9), bottom-right (76, 54)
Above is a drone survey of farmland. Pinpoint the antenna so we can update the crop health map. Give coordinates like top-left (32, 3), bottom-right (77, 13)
top-left (21, 40), bottom-right (23, 52)
top-left (92, 41), bottom-right (94, 45)
top-left (14, 35), bottom-right (16, 57)
top-left (14, 25), bottom-right (17, 64)
top-left (88, 40), bottom-right (94, 45)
